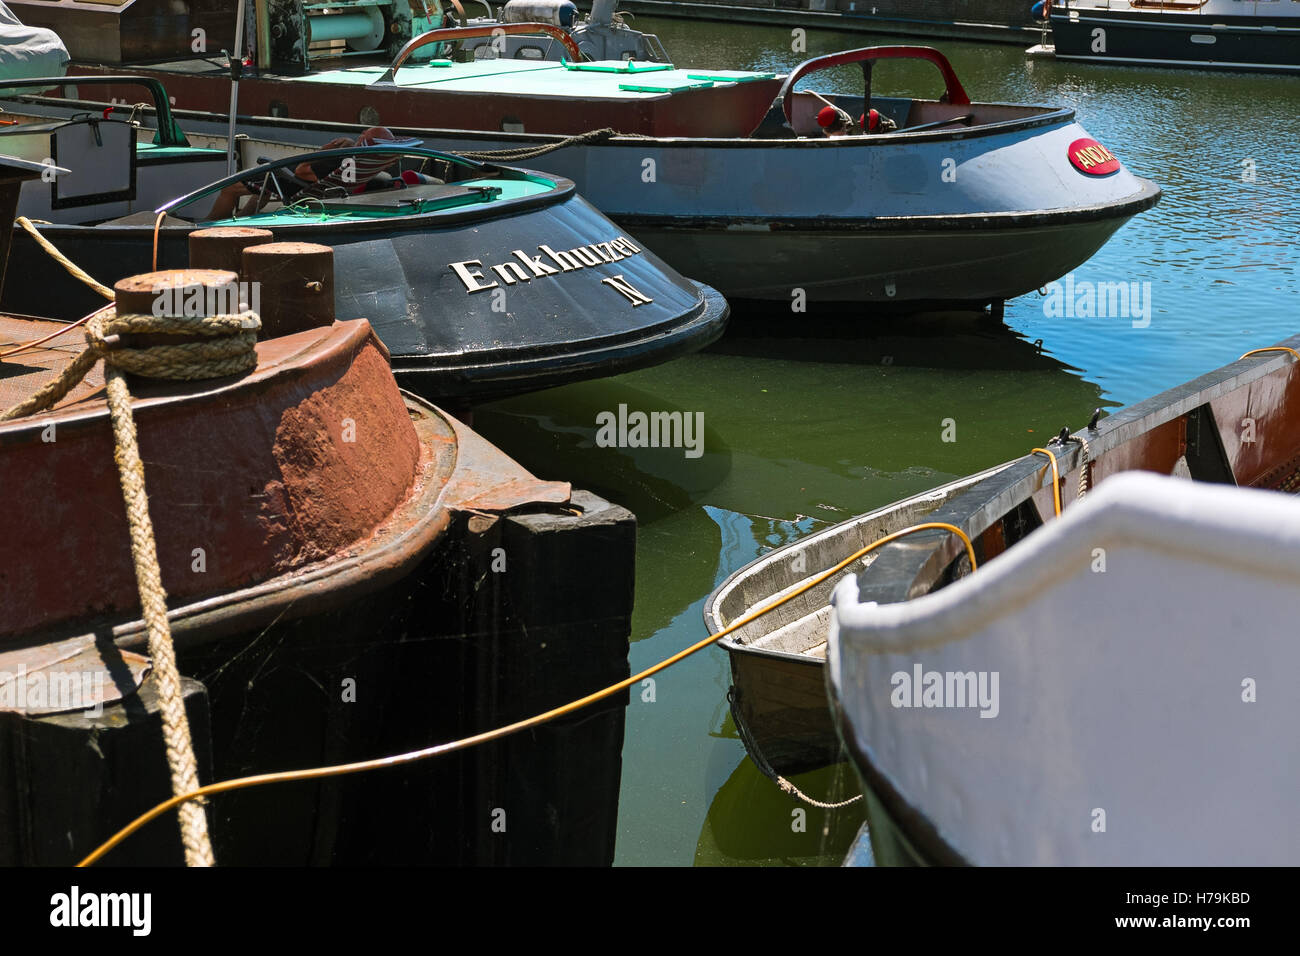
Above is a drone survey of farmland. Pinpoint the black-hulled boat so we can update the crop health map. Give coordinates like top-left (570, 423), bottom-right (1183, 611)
top-left (1041, 0), bottom-right (1300, 74)
top-left (0, 151), bottom-right (635, 866)
top-left (0, 75), bottom-right (728, 401)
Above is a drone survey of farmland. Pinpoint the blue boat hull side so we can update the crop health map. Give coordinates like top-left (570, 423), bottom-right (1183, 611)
top-left (1050, 12), bottom-right (1300, 73)
top-left (106, 109), bottom-right (1161, 305)
top-left (618, 180), bottom-right (1159, 303)
top-left (1, 192), bottom-right (729, 400)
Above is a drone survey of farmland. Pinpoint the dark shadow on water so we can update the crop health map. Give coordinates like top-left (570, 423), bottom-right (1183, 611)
top-left (474, 378), bottom-right (734, 523)
top-left (711, 302), bottom-right (1089, 373)
top-left (695, 754), bottom-right (867, 867)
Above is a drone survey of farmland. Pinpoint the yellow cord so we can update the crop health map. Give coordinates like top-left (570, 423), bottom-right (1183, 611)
top-left (152, 211), bottom-right (167, 272)
top-left (77, 520), bottom-right (976, 866)
top-left (1240, 346), bottom-right (1300, 362)
top-left (1032, 446), bottom-right (1062, 517)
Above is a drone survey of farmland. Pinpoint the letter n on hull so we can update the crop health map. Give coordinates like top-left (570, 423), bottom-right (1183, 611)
top-left (602, 275), bottom-right (654, 306)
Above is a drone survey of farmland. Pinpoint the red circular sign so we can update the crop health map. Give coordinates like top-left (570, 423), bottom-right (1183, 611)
top-left (1068, 138), bottom-right (1121, 175)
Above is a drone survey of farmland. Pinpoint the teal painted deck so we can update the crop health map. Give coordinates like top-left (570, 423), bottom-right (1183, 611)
top-left (295, 58), bottom-right (776, 98)
top-left (200, 177), bottom-right (553, 227)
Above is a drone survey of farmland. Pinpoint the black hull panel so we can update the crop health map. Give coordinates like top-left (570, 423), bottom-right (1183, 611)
top-left (1051, 13), bottom-right (1300, 73)
top-left (2, 192), bottom-right (728, 401)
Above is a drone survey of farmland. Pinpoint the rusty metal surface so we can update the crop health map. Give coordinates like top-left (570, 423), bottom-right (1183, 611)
top-left (110, 392), bottom-right (576, 653)
top-left (1, 319), bottom-right (428, 640)
top-left (0, 634), bottom-right (150, 714)
top-left (441, 411), bottom-right (572, 514)
top-left (0, 314), bottom-right (105, 411)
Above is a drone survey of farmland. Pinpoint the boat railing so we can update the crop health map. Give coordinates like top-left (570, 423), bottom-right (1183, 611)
top-left (0, 75), bottom-right (189, 148)
top-left (752, 46), bottom-right (972, 138)
top-left (374, 23), bottom-right (585, 85)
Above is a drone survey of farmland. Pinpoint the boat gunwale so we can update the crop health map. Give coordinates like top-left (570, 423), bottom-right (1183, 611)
top-left (11, 88), bottom-right (1081, 151)
top-left (1051, 9), bottom-right (1300, 31)
top-left (703, 463), bottom-right (1014, 662)
top-left (848, 334), bottom-right (1300, 611)
top-left (18, 170), bottom-right (578, 236)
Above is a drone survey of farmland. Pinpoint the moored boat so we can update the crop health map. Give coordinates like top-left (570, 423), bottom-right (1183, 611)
top-left (1034, 0), bottom-right (1300, 74)
top-left (0, 76), bottom-right (729, 402)
top-left (704, 463), bottom-right (1011, 779)
top-left (711, 332), bottom-right (1300, 788)
top-left (7, 1), bottom-right (1162, 311)
top-left (825, 338), bottom-right (1300, 864)
top-left (0, 153), bottom-right (636, 865)
top-left (831, 472), bottom-right (1300, 865)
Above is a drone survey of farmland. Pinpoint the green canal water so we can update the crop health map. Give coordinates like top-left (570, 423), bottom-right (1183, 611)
top-left (472, 18), bottom-right (1300, 866)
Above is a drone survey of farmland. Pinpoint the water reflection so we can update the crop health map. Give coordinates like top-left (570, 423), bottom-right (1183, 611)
top-left (472, 20), bottom-right (1298, 866)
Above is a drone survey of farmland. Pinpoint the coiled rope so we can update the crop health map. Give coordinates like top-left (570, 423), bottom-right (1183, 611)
top-left (3, 304), bottom-right (261, 867)
top-left (77, 520), bottom-right (975, 865)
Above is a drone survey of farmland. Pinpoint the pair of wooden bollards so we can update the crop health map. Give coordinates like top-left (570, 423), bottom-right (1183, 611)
top-left (113, 228), bottom-right (335, 340)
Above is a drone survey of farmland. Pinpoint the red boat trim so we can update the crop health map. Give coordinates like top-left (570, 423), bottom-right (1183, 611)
top-left (775, 46), bottom-right (972, 129)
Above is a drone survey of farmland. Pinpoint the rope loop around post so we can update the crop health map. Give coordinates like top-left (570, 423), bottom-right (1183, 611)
top-left (2, 296), bottom-right (262, 867)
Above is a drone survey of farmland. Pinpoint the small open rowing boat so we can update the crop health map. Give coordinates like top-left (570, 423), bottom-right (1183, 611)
top-left (704, 464), bottom-right (1010, 778)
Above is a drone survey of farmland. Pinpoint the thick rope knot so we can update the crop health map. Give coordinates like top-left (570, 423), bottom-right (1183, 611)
top-left (88, 309), bottom-right (261, 381)
top-left (1, 304), bottom-right (260, 868)
top-left (1, 308), bottom-right (260, 422)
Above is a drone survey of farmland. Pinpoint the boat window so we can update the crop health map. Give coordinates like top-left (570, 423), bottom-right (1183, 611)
top-left (515, 46), bottom-right (545, 60)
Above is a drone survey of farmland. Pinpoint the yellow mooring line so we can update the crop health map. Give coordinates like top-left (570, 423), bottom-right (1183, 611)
top-left (78, 520), bottom-right (977, 865)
